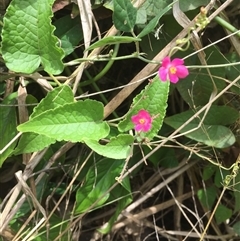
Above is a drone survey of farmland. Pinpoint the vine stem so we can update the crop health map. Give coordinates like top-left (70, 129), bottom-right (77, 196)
top-left (65, 52), bottom-right (159, 66)
top-left (48, 73), bottom-right (62, 86)
top-left (214, 15), bottom-right (240, 38)
top-left (79, 43), bottom-right (120, 87)
top-left (187, 61), bottom-right (240, 69)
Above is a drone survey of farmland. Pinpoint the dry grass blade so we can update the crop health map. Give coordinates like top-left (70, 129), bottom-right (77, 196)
top-left (125, 159), bottom-right (197, 213)
top-left (113, 192), bottom-right (192, 231)
top-left (199, 154), bottom-right (240, 241)
top-left (77, 0), bottom-right (92, 50)
top-left (14, 171), bottom-right (46, 218)
top-left (0, 149), bottom-right (48, 233)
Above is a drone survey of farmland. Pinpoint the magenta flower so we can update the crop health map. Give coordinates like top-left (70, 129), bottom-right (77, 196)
top-left (159, 56), bottom-right (189, 83)
top-left (131, 110), bottom-right (152, 132)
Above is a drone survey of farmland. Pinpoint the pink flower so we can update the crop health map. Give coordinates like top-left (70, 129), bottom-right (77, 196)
top-left (131, 110), bottom-right (152, 132)
top-left (159, 56), bottom-right (189, 83)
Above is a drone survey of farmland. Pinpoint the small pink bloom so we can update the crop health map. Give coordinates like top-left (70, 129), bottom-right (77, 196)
top-left (131, 110), bottom-right (152, 132)
top-left (159, 56), bottom-right (189, 83)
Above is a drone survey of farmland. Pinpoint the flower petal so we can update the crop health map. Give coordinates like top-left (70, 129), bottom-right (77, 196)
top-left (138, 109), bottom-right (149, 117)
top-left (161, 56), bottom-right (171, 67)
top-left (142, 123), bottom-right (152, 132)
top-left (131, 115), bottom-right (140, 124)
top-left (158, 56), bottom-right (188, 84)
top-left (176, 65), bottom-right (189, 78)
top-left (168, 72), bottom-right (179, 83)
top-left (171, 58), bottom-right (184, 66)
top-left (131, 110), bottom-right (152, 132)
top-left (135, 124), bottom-right (143, 131)
top-left (159, 67), bottom-right (168, 81)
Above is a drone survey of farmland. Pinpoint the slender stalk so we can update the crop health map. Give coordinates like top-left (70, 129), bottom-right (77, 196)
top-left (214, 16), bottom-right (240, 38)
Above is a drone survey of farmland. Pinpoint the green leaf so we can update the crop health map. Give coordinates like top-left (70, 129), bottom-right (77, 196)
top-left (36, 214), bottom-right (68, 241)
top-left (1, 0), bottom-right (64, 74)
top-left (225, 53), bottom-right (240, 81)
top-left (140, 0), bottom-right (172, 17)
top-left (141, 0), bottom-right (209, 17)
top-left (136, 8), bottom-right (147, 25)
top-left (99, 181), bottom-right (132, 234)
top-left (103, 0), bottom-right (113, 10)
top-left (13, 133), bottom-right (56, 155)
top-left (215, 204), bottom-right (232, 224)
top-left (25, 94), bottom-right (38, 116)
top-left (202, 164), bottom-right (217, 181)
top-left (179, 0), bottom-right (210, 12)
top-left (177, 47), bottom-right (226, 108)
top-left (17, 100), bottom-right (110, 142)
top-left (233, 221), bottom-right (240, 236)
top-left (137, 0), bottom-right (176, 38)
top-left (86, 36), bottom-right (141, 51)
top-left (0, 93), bottom-right (18, 167)
top-left (118, 75), bottom-right (169, 141)
top-left (75, 159), bottom-right (125, 214)
top-left (53, 15), bottom-right (83, 56)
top-left (196, 106), bottom-right (239, 126)
top-left (197, 186), bottom-right (217, 209)
top-left (14, 85), bottom-right (75, 154)
top-left (85, 134), bottom-right (134, 159)
top-left (113, 0), bottom-right (137, 32)
top-left (164, 106), bottom-right (237, 148)
top-left (30, 85), bottom-right (74, 119)
top-left (143, 146), bottom-right (178, 168)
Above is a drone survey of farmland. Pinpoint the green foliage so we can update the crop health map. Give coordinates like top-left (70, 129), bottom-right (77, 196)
top-left (179, 0), bottom-right (209, 12)
top-left (75, 158), bottom-right (131, 214)
top-left (137, 0), bottom-right (177, 38)
top-left (118, 76), bottom-right (169, 141)
top-left (215, 204), bottom-right (232, 224)
top-left (143, 145), bottom-right (178, 168)
top-left (99, 179), bottom-right (132, 234)
top-left (136, 8), bottom-right (147, 25)
top-left (233, 222), bottom-right (240, 236)
top-left (13, 133), bottom-right (56, 155)
top-left (14, 85), bottom-right (75, 154)
top-left (225, 53), bottom-right (240, 81)
top-left (18, 100), bottom-right (110, 142)
top-left (0, 93), bottom-right (18, 167)
top-left (53, 15), bottom-right (83, 56)
top-left (85, 134), bottom-right (134, 159)
top-left (202, 164), bottom-right (217, 180)
top-left (198, 164), bottom-right (238, 226)
top-left (197, 186), bottom-right (217, 209)
top-left (177, 47), bottom-right (227, 108)
top-left (165, 105), bottom-right (238, 148)
top-left (140, 0), bottom-right (173, 17)
top-left (30, 85), bottom-right (74, 119)
top-left (0, 0), bottom-right (239, 238)
top-left (1, 0), bottom-right (64, 74)
top-left (86, 36), bottom-right (141, 51)
top-left (141, 0), bottom-right (209, 16)
top-left (113, 0), bottom-right (137, 32)
top-left (35, 214), bottom-right (68, 241)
